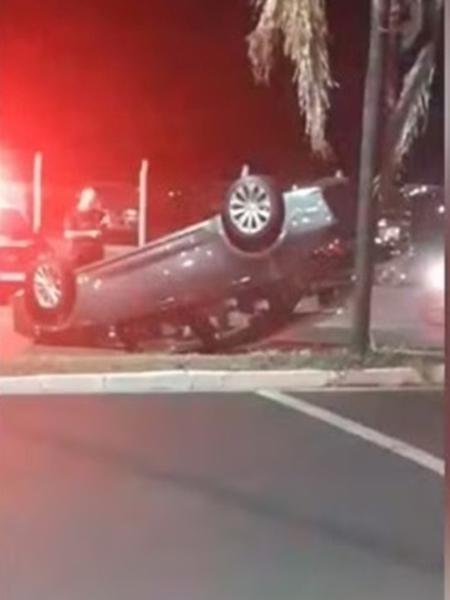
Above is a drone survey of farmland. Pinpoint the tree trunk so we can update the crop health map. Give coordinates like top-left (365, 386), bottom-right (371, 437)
top-left (351, 0), bottom-right (388, 356)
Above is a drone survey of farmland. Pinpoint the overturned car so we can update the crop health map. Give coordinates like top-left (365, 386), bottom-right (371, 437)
top-left (12, 174), bottom-right (354, 350)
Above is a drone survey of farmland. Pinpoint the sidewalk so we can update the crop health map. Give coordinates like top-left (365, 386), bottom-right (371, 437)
top-left (255, 286), bottom-right (444, 354)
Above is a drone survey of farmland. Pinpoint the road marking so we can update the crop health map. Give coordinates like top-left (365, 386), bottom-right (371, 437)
top-left (258, 386), bottom-right (443, 395)
top-left (258, 389), bottom-right (444, 477)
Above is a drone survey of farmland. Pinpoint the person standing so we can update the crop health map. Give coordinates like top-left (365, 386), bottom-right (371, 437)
top-left (64, 187), bottom-right (108, 265)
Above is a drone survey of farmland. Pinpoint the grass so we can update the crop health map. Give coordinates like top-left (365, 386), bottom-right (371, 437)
top-left (0, 347), bottom-right (441, 377)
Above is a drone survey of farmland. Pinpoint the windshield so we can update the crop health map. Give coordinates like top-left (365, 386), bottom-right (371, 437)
top-left (0, 208), bottom-right (33, 239)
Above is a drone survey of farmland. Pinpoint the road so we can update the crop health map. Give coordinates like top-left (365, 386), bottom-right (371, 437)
top-left (0, 389), bottom-right (443, 600)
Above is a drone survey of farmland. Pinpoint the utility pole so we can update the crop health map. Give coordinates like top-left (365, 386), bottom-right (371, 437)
top-left (351, 0), bottom-right (389, 356)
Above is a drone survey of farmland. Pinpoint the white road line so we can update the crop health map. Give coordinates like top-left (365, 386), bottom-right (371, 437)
top-left (258, 389), bottom-right (444, 477)
top-left (259, 386), bottom-right (443, 395)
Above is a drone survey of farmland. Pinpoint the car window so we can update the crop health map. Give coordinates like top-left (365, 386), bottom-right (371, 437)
top-left (0, 208), bottom-right (33, 239)
top-left (284, 188), bottom-right (335, 228)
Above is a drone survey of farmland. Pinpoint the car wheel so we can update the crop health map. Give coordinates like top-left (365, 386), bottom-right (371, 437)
top-left (222, 175), bottom-right (284, 252)
top-left (25, 257), bottom-right (76, 325)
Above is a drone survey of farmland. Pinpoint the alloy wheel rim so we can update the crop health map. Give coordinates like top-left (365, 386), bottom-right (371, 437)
top-left (229, 182), bottom-right (272, 235)
top-left (33, 265), bottom-right (63, 309)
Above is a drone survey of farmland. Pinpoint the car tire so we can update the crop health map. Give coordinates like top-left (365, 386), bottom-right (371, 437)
top-left (25, 257), bottom-right (76, 325)
top-left (222, 175), bottom-right (284, 252)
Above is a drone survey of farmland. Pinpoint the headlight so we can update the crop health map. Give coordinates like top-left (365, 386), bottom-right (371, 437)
top-left (426, 260), bottom-right (445, 291)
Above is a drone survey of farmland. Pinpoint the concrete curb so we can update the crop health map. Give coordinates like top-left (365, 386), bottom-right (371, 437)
top-left (0, 366), bottom-right (443, 395)
top-left (334, 367), bottom-right (424, 388)
top-left (424, 364), bottom-right (445, 387)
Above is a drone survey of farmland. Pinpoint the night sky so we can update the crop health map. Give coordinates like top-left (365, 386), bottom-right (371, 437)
top-left (0, 0), bottom-right (442, 192)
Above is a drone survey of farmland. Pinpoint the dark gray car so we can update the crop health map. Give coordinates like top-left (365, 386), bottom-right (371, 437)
top-left (13, 174), bottom-right (353, 350)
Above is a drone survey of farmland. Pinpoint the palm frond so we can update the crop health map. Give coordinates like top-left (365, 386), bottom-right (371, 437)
top-left (247, 0), bottom-right (281, 82)
top-left (400, 0), bottom-right (423, 50)
top-left (378, 0), bottom-right (442, 205)
top-left (248, 0), bottom-right (333, 157)
top-left (393, 43), bottom-right (435, 166)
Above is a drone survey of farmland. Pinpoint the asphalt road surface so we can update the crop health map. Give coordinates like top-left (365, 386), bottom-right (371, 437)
top-left (0, 389), bottom-right (443, 600)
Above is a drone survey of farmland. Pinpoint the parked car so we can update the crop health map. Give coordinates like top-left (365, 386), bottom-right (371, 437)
top-left (12, 174), bottom-right (354, 350)
top-left (0, 203), bottom-right (49, 303)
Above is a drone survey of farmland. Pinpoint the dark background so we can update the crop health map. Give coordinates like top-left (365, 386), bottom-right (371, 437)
top-left (0, 0), bottom-right (443, 220)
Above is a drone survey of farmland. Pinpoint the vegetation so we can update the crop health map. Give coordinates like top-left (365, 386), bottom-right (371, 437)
top-left (247, 0), bottom-right (443, 355)
top-left (247, 0), bottom-right (442, 170)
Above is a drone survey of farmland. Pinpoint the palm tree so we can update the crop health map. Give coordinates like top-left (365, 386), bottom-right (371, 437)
top-left (247, 0), bottom-right (442, 355)
top-left (247, 0), bottom-right (334, 157)
top-left (353, 0), bottom-right (442, 355)
top-left (247, 0), bottom-right (441, 166)
top-left (379, 0), bottom-right (443, 207)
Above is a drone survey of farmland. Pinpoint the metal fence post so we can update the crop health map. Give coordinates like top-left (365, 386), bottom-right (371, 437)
top-left (32, 151), bottom-right (43, 233)
top-left (138, 159), bottom-right (149, 247)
